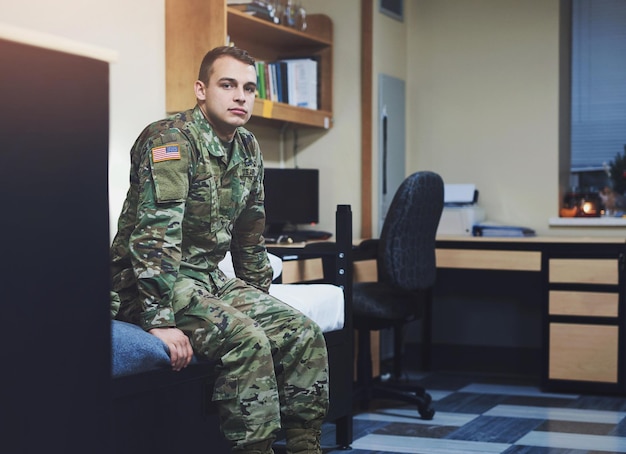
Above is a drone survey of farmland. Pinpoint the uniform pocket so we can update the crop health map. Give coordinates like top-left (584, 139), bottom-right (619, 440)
top-left (212, 374), bottom-right (239, 401)
top-left (186, 173), bottom-right (221, 232)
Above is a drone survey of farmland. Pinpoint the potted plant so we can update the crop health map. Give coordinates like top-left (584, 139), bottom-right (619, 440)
top-left (600, 145), bottom-right (626, 213)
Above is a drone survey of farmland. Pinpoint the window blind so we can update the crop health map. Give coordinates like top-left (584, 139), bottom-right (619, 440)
top-left (571, 0), bottom-right (626, 171)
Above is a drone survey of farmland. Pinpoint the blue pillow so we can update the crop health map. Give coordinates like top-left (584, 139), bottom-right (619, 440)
top-left (111, 320), bottom-right (171, 377)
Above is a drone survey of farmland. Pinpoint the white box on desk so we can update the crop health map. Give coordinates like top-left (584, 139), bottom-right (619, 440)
top-left (437, 205), bottom-right (486, 236)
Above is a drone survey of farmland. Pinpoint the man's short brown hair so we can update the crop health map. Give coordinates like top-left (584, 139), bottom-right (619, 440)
top-left (197, 46), bottom-right (256, 84)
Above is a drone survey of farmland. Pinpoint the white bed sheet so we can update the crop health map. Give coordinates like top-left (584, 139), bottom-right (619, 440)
top-left (219, 252), bottom-right (345, 333)
top-left (268, 283), bottom-right (344, 333)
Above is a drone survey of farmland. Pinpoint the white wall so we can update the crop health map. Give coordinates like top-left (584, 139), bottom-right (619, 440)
top-left (6, 1), bottom-right (620, 240)
top-left (2, 0), bottom-right (166, 238)
top-left (2, 0), bottom-right (363, 238)
top-left (272, 0), bottom-right (363, 236)
top-left (305, 0), bottom-right (591, 238)
top-left (407, 0), bottom-right (562, 235)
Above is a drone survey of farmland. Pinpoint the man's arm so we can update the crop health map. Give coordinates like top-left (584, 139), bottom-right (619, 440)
top-left (129, 131), bottom-right (194, 369)
top-left (230, 139), bottom-right (273, 291)
top-left (129, 135), bottom-right (189, 329)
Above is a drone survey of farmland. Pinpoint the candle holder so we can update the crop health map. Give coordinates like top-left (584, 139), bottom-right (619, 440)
top-left (561, 189), bottom-right (601, 217)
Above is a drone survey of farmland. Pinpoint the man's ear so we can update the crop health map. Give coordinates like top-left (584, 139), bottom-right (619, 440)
top-left (194, 80), bottom-right (206, 101)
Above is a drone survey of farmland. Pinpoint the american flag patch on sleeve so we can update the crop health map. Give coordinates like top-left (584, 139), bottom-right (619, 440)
top-left (152, 144), bottom-right (181, 162)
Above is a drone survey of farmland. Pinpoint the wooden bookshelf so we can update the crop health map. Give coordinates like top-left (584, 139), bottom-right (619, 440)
top-left (166, 0), bottom-right (333, 129)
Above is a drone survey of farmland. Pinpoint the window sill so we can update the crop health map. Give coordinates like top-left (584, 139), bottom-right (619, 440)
top-left (549, 217), bottom-right (626, 227)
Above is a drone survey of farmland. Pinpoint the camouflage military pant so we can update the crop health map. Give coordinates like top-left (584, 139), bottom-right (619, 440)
top-left (174, 277), bottom-right (329, 448)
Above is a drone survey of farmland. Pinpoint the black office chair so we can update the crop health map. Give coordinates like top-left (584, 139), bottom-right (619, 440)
top-left (353, 171), bottom-right (444, 420)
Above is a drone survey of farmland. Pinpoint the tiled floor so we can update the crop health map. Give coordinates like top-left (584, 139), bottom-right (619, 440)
top-left (321, 371), bottom-right (626, 454)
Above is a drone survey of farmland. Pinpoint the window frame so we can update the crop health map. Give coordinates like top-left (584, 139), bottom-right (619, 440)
top-left (555, 0), bottom-right (626, 227)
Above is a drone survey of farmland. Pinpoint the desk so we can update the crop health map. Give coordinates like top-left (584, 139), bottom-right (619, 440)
top-left (436, 235), bottom-right (625, 394)
top-left (275, 235), bottom-right (626, 394)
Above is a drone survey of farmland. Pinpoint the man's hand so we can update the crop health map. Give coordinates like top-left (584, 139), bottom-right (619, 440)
top-left (148, 327), bottom-right (193, 371)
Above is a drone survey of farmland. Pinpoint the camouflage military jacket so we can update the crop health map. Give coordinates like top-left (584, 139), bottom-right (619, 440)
top-left (110, 106), bottom-right (273, 330)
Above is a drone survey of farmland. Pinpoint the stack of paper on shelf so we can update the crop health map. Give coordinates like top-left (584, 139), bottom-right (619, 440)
top-left (283, 58), bottom-right (317, 109)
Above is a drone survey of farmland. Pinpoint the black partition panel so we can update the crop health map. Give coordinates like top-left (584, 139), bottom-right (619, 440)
top-left (0, 38), bottom-right (111, 453)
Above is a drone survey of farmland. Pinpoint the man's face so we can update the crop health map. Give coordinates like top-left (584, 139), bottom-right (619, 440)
top-left (195, 55), bottom-right (257, 141)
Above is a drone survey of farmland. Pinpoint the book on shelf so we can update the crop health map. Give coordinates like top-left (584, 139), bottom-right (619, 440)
top-left (472, 222), bottom-right (536, 237)
top-left (266, 62), bottom-right (275, 101)
top-left (277, 61), bottom-right (288, 104)
top-left (255, 61), bottom-right (266, 99)
top-left (269, 63), bottom-right (282, 102)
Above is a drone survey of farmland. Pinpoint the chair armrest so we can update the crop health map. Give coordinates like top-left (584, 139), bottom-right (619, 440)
top-left (353, 238), bottom-right (379, 262)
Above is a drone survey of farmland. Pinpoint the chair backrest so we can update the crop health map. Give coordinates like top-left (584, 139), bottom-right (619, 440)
top-left (377, 171), bottom-right (444, 292)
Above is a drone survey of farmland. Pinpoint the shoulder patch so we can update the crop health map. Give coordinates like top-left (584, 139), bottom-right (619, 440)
top-left (152, 143), bottom-right (181, 163)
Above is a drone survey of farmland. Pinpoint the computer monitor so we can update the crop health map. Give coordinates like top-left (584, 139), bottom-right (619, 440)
top-left (263, 167), bottom-right (319, 236)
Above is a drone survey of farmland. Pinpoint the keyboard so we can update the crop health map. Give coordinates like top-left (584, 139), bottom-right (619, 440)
top-left (266, 230), bottom-right (333, 244)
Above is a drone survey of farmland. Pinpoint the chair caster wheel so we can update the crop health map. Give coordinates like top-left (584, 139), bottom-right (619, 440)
top-left (419, 407), bottom-right (435, 420)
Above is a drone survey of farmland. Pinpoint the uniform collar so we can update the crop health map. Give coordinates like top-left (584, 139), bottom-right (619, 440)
top-left (192, 105), bottom-right (250, 170)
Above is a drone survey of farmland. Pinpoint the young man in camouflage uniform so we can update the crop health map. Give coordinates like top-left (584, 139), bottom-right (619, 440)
top-left (110, 46), bottom-right (328, 454)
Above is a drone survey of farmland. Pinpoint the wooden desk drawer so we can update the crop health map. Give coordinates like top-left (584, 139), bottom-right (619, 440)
top-left (436, 249), bottom-right (541, 271)
top-left (549, 323), bottom-right (618, 383)
top-left (353, 259), bottom-right (377, 283)
top-left (282, 258), bottom-right (324, 283)
top-left (549, 290), bottom-right (619, 317)
top-left (548, 259), bottom-right (618, 285)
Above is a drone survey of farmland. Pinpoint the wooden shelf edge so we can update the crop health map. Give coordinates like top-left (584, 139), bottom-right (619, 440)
top-left (227, 7), bottom-right (332, 47)
top-left (252, 98), bottom-right (333, 129)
